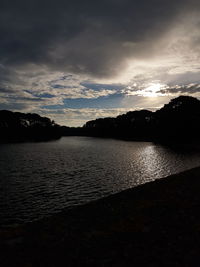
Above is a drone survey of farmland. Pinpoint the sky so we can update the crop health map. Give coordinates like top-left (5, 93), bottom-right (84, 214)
top-left (0, 0), bottom-right (200, 126)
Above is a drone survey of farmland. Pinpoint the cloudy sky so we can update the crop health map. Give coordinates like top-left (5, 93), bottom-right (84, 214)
top-left (0, 0), bottom-right (200, 126)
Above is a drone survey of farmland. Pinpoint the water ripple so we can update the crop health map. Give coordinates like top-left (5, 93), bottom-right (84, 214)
top-left (0, 137), bottom-right (200, 225)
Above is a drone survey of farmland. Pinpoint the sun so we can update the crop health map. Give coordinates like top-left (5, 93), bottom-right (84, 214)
top-left (125, 82), bottom-right (166, 97)
top-left (142, 83), bottom-right (162, 97)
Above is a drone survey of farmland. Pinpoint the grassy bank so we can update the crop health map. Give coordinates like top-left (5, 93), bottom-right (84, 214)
top-left (1, 166), bottom-right (200, 266)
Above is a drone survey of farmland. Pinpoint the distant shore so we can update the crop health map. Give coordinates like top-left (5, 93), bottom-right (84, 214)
top-left (1, 166), bottom-right (200, 266)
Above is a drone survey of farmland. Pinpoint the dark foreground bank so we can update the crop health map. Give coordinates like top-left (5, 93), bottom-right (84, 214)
top-left (1, 167), bottom-right (200, 266)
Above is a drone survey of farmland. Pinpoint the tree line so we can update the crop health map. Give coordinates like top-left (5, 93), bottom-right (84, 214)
top-left (0, 96), bottom-right (199, 144)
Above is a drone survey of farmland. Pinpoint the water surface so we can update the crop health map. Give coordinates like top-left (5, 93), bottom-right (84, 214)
top-left (0, 137), bottom-right (200, 225)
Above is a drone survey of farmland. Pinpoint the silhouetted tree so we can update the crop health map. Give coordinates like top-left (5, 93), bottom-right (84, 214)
top-left (0, 111), bottom-right (61, 142)
top-left (83, 96), bottom-right (200, 144)
top-left (1, 96), bottom-right (199, 144)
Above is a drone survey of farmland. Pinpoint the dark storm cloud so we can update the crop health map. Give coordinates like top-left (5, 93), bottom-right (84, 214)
top-left (0, 0), bottom-right (197, 78)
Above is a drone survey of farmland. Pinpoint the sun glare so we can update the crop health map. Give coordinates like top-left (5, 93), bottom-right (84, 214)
top-left (142, 83), bottom-right (162, 97)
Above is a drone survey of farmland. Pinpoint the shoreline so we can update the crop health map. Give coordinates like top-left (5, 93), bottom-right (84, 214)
top-left (1, 166), bottom-right (200, 266)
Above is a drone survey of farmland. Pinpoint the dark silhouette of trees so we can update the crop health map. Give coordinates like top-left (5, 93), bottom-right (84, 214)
top-left (83, 96), bottom-right (200, 144)
top-left (0, 96), bottom-right (199, 144)
top-left (153, 96), bottom-right (200, 143)
top-left (0, 111), bottom-right (61, 142)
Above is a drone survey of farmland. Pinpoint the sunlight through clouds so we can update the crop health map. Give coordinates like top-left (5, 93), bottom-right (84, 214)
top-left (0, 0), bottom-right (200, 125)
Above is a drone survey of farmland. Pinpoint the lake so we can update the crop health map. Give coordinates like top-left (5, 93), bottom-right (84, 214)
top-left (0, 136), bottom-right (200, 226)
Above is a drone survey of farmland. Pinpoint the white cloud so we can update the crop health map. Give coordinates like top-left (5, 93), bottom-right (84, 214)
top-left (38, 107), bottom-right (143, 127)
top-left (1, 12), bottom-right (200, 126)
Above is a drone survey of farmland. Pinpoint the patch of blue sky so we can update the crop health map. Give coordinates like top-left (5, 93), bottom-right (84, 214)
top-left (81, 82), bottom-right (123, 91)
top-left (38, 93), bottom-right (55, 98)
top-left (65, 93), bottom-right (124, 109)
top-left (42, 93), bottom-right (124, 110)
top-left (0, 102), bottom-right (27, 110)
top-left (41, 104), bottom-right (63, 110)
top-left (51, 84), bottom-right (67, 89)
